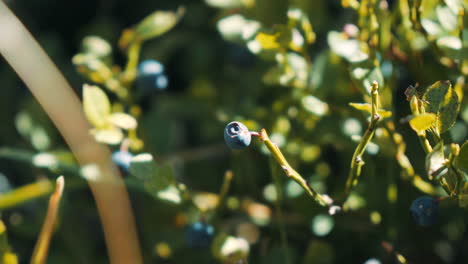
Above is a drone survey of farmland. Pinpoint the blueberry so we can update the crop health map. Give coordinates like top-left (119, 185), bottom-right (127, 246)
top-left (112, 151), bottom-right (134, 171)
top-left (186, 222), bottom-right (214, 248)
top-left (410, 196), bottom-right (439, 226)
top-left (224, 121), bottom-right (251, 150)
top-left (136, 59), bottom-right (168, 91)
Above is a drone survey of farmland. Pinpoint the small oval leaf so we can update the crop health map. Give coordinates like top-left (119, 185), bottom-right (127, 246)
top-left (92, 128), bottom-right (123, 145)
top-left (425, 142), bottom-right (446, 180)
top-left (83, 84), bottom-right (111, 129)
top-left (349, 103), bottom-right (392, 118)
top-left (109, 113), bottom-right (137, 130)
top-left (409, 113), bottom-right (437, 134)
top-left (135, 8), bottom-right (185, 41)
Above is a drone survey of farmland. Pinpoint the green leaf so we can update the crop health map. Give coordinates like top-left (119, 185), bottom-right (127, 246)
top-left (81, 36), bottom-right (112, 59)
top-left (205, 0), bottom-right (243, 8)
top-left (444, 0), bottom-right (462, 14)
top-left (458, 182), bottom-right (468, 207)
top-left (436, 5), bottom-right (457, 31)
top-left (409, 113), bottom-right (437, 134)
top-left (154, 185), bottom-right (182, 204)
top-left (425, 142), bottom-right (447, 180)
top-left (130, 154), bottom-right (174, 191)
top-left (135, 7), bottom-right (185, 41)
top-left (255, 25), bottom-right (291, 51)
top-left (436, 36), bottom-right (468, 60)
top-left (129, 153), bottom-right (157, 181)
top-left (422, 80), bottom-right (460, 133)
top-left (216, 14), bottom-right (249, 42)
top-left (455, 141), bottom-right (468, 174)
top-left (109, 113), bottom-right (137, 130)
top-left (350, 66), bottom-right (384, 94)
top-left (349, 103), bottom-right (392, 118)
top-left (83, 84), bottom-right (111, 129)
top-left (145, 163), bottom-right (174, 192)
top-left (92, 128), bottom-right (123, 145)
top-left (287, 8), bottom-right (315, 44)
top-left (327, 31), bottom-right (368, 63)
top-left (421, 19), bottom-right (444, 37)
top-left (302, 96), bottom-right (329, 116)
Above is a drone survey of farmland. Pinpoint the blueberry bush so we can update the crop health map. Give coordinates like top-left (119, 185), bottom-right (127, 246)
top-left (0, 0), bottom-right (468, 263)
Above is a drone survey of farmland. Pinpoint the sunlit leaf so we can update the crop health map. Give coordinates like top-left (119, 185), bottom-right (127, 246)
top-left (83, 84), bottom-right (111, 129)
top-left (92, 128), bottom-right (123, 145)
top-left (437, 36), bottom-right (468, 60)
top-left (348, 103), bottom-right (392, 118)
top-left (135, 7), bottom-right (185, 41)
top-left (409, 113), bottom-right (437, 134)
top-left (287, 8), bottom-right (315, 44)
top-left (109, 112), bottom-right (137, 130)
top-left (423, 80), bottom-right (460, 133)
top-left (205, 0), bottom-right (243, 8)
top-left (255, 26), bottom-right (291, 51)
top-left (327, 31), bottom-right (368, 63)
top-left (421, 19), bottom-right (444, 37)
top-left (436, 5), bottom-right (458, 31)
top-left (455, 141), bottom-right (468, 174)
top-left (350, 66), bottom-right (384, 94)
top-left (217, 14), bottom-right (248, 42)
top-left (425, 142), bottom-right (446, 180)
top-left (32, 153), bottom-right (58, 169)
top-left (155, 185), bottom-right (181, 204)
top-left (81, 36), bottom-right (112, 58)
top-left (444, 0), bottom-right (463, 14)
top-left (302, 96), bottom-right (329, 116)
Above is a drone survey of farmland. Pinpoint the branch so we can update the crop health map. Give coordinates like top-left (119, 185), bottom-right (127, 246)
top-left (0, 2), bottom-right (142, 263)
top-left (344, 81), bottom-right (381, 201)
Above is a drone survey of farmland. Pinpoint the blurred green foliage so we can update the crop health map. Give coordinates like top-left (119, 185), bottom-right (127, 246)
top-left (1, 0), bottom-right (468, 263)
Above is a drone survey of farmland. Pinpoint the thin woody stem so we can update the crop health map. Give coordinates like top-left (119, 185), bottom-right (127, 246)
top-left (344, 81), bottom-right (380, 201)
top-left (258, 129), bottom-right (332, 207)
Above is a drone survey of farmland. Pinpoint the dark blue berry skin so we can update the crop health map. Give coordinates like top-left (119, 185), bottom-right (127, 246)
top-left (224, 121), bottom-right (252, 150)
top-left (136, 59), bottom-right (168, 91)
top-left (410, 196), bottom-right (439, 226)
top-left (112, 151), bottom-right (134, 172)
top-left (186, 222), bottom-right (214, 248)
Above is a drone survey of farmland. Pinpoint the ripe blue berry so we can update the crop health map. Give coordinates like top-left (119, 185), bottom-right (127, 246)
top-left (186, 222), bottom-right (214, 248)
top-left (112, 151), bottom-right (134, 171)
top-left (224, 121), bottom-right (251, 150)
top-left (410, 196), bottom-right (439, 226)
top-left (136, 59), bottom-right (168, 91)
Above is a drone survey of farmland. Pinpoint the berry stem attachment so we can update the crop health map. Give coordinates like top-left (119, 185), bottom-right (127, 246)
top-left (344, 81), bottom-right (381, 202)
top-left (259, 129), bottom-right (333, 208)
